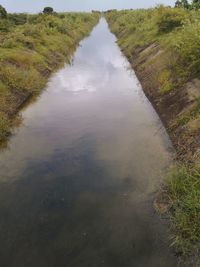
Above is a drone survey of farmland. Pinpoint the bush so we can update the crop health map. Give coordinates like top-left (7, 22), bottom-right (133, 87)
top-left (156, 6), bottom-right (186, 33)
top-left (175, 0), bottom-right (190, 9)
top-left (7, 13), bottom-right (28, 25)
top-left (43, 7), bottom-right (54, 14)
top-left (0, 5), bottom-right (7, 19)
top-left (0, 19), bottom-right (11, 32)
top-left (168, 17), bottom-right (200, 76)
top-left (191, 0), bottom-right (200, 9)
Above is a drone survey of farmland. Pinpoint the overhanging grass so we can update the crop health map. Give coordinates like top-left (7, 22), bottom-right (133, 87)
top-left (166, 164), bottom-right (200, 256)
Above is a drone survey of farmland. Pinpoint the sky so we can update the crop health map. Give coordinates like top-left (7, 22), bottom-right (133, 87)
top-left (0, 0), bottom-right (175, 13)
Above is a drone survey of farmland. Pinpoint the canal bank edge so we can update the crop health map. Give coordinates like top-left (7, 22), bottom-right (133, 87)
top-left (0, 12), bottom-right (100, 142)
top-left (105, 9), bottom-right (200, 265)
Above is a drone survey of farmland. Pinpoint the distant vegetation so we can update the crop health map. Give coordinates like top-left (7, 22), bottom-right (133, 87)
top-left (0, 5), bottom-right (7, 19)
top-left (0, 6), bottom-right (99, 140)
top-left (175, 0), bottom-right (200, 9)
top-left (43, 7), bottom-right (54, 14)
top-left (105, 5), bottom-right (200, 261)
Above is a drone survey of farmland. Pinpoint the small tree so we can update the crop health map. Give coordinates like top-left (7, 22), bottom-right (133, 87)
top-left (43, 7), bottom-right (54, 14)
top-left (191, 0), bottom-right (200, 9)
top-left (175, 0), bottom-right (182, 7)
top-left (0, 5), bottom-right (7, 19)
top-left (175, 0), bottom-right (189, 8)
top-left (156, 7), bottom-right (185, 33)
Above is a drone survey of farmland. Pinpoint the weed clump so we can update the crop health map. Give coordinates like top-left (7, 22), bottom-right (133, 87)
top-left (167, 165), bottom-right (200, 255)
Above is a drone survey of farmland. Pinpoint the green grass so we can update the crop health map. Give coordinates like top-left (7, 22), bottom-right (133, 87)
top-left (166, 164), bottom-right (200, 256)
top-left (0, 12), bottom-right (99, 140)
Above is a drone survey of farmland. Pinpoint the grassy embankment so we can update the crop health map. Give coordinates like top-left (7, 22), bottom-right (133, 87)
top-left (105, 7), bottom-right (200, 260)
top-left (0, 11), bottom-right (99, 140)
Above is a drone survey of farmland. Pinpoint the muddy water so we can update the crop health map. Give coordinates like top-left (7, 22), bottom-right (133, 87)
top-left (0, 19), bottom-right (176, 267)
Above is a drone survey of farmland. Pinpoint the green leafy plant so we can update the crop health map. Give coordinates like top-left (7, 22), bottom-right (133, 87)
top-left (175, 0), bottom-right (190, 9)
top-left (0, 4), bottom-right (7, 19)
top-left (156, 6), bottom-right (186, 33)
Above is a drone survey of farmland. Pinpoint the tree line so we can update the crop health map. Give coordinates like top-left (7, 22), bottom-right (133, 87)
top-left (175, 0), bottom-right (200, 9)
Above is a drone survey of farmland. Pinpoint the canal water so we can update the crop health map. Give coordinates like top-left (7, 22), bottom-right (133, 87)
top-left (0, 19), bottom-right (176, 266)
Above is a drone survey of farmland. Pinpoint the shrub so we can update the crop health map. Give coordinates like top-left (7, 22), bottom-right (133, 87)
top-left (191, 0), bottom-right (200, 9)
top-left (175, 0), bottom-right (190, 9)
top-left (0, 19), bottom-right (11, 32)
top-left (7, 13), bottom-right (28, 25)
top-left (43, 7), bottom-right (54, 14)
top-left (156, 6), bottom-right (186, 33)
top-left (168, 18), bottom-right (200, 76)
top-left (0, 5), bottom-right (7, 19)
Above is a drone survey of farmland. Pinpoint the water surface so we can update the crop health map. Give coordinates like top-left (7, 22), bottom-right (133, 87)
top-left (0, 19), bottom-right (176, 267)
